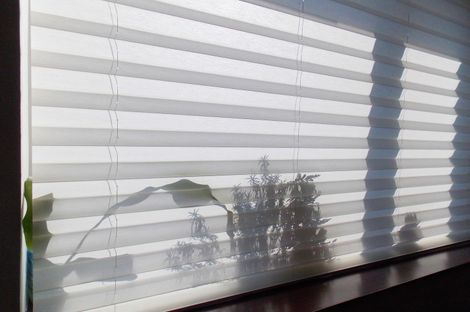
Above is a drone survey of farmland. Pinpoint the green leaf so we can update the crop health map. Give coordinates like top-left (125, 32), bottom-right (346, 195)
top-left (22, 178), bottom-right (33, 251)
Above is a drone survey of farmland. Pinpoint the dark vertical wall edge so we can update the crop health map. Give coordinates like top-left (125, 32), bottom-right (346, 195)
top-left (0, 0), bottom-right (22, 311)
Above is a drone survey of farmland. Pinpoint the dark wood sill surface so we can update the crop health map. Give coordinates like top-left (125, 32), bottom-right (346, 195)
top-left (191, 243), bottom-right (470, 312)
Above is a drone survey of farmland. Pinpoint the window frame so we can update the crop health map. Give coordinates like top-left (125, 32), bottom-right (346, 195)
top-left (0, 1), bottom-right (22, 311)
top-left (16, 0), bottom-right (470, 310)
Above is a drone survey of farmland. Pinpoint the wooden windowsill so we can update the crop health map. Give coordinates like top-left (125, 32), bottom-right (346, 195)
top-left (189, 242), bottom-right (470, 311)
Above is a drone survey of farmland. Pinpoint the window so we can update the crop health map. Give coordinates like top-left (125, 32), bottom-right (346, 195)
top-left (30, 0), bottom-right (470, 311)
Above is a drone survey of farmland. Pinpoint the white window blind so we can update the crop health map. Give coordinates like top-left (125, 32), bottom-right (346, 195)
top-left (31, 0), bottom-right (470, 311)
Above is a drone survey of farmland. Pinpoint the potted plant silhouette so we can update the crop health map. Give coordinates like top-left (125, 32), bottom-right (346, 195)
top-left (231, 156), bottom-right (331, 275)
top-left (166, 208), bottom-right (221, 285)
top-left (165, 156), bottom-right (332, 283)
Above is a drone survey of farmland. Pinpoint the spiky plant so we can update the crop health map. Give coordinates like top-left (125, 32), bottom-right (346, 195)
top-left (231, 156), bottom-right (331, 273)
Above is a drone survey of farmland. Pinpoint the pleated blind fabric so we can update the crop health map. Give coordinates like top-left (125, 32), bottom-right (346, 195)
top-left (31, 0), bottom-right (470, 311)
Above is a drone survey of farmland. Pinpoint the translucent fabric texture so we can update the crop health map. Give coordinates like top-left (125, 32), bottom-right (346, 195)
top-left (31, 0), bottom-right (470, 311)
